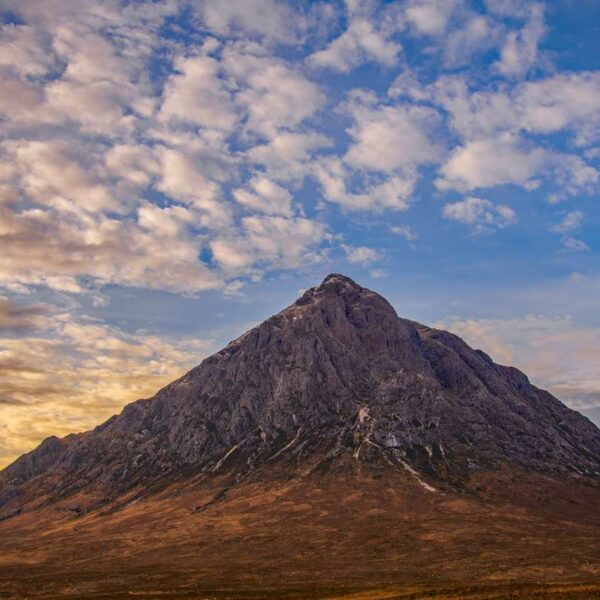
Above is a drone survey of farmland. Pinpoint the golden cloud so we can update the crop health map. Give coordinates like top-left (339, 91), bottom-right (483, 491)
top-left (0, 310), bottom-right (209, 468)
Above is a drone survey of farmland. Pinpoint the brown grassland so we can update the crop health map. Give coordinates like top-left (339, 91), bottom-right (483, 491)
top-left (0, 457), bottom-right (598, 599)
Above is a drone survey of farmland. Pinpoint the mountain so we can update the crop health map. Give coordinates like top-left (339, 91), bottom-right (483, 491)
top-left (1, 274), bottom-right (599, 599)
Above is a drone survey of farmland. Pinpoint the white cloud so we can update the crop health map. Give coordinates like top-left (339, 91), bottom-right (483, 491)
top-left (309, 18), bottom-right (400, 73)
top-left (0, 24), bottom-right (56, 77)
top-left (242, 215), bottom-right (326, 266)
top-left (436, 135), bottom-right (547, 191)
top-left (157, 145), bottom-right (233, 228)
top-left (517, 73), bottom-right (600, 141)
top-left (344, 98), bottom-right (441, 173)
top-left (209, 238), bottom-right (254, 271)
top-left (560, 236), bottom-right (590, 253)
top-left (211, 215), bottom-right (327, 274)
top-left (342, 244), bottom-right (383, 266)
top-left (53, 28), bottom-right (131, 87)
top-left (495, 2), bottom-right (545, 78)
top-left (434, 72), bottom-right (600, 145)
top-left (405, 0), bottom-right (460, 36)
top-left (0, 202), bottom-right (223, 294)
top-left (160, 53), bottom-right (237, 131)
top-left (313, 157), bottom-right (416, 212)
top-left (390, 225), bottom-right (418, 241)
top-left (45, 79), bottom-right (132, 129)
top-left (104, 144), bottom-right (161, 189)
top-left (196, 0), bottom-right (297, 42)
top-left (223, 47), bottom-right (325, 138)
top-left (442, 196), bottom-right (516, 232)
top-left (246, 132), bottom-right (332, 182)
top-left (0, 70), bottom-right (44, 124)
top-left (431, 74), bottom-right (600, 196)
top-left (137, 203), bottom-right (195, 238)
top-left (443, 14), bottom-right (498, 67)
top-left (9, 139), bottom-right (116, 213)
top-left (233, 176), bottom-right (293, 216)
top-left (551, 211), bottom-right (584, 235)
top-left (548, 155), bottom-right (599, 203)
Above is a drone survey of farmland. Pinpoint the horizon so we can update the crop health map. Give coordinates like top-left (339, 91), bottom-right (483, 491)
top-left (1, 0), bottom-right (600, 468)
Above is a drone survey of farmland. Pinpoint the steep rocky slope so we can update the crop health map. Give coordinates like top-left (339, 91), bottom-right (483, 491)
top-left (1, 273), bottom-right (598, 519)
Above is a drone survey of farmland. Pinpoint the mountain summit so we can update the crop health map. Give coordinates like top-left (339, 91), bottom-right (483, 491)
top-left (2, 274), bottom-right (598, 516)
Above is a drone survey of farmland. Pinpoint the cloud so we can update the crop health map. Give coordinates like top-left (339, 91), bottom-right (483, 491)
top-left (8, 139), bottom-right (117, 213)
top-left (443, 14), bottom-right (499, 67)
top-left (195, 0), bottom-right (298, 42)
top-left (431, 74), bottom-right (600, 195)
top-left (437, 135), bottom-right (546, 191)
top-left (159, 53), bottom-right (238, 131)
top-left (309, 18), bottom-right (400, 72)
top-left (0, 68), bottom-right (44, 119)
top-left (210, 216), bottom-right (327, 274)
top-left (342, 244), bottom-right (383, 266)
top-left (104, 144), bottom-right (161, 189)
top-left (0, 313), bottom-right (210, 468)
top-left (560, 236), bottom-right (590, 253)
top-left (548, 155), bottom-right (599, 203)
top-left (434, 72), bottom-right (600, 145)
top-left (405, 0), bottom-right (460, 36)
top-left (390, 225), bottom-right (418, 241)
top-left (516, 73), bottom-right (600, 142)
top-left (0, 201), bottom-right (223, 295)
top-left (442, 196), bottom-right (516, 232)
top-left (223, 47), bottom-right (325, 138)
top-left (0, 298), bottom-right (48, 332)
top-left (551, 211), bottom-right (584, 235)
top-left (1, 0), bottom-right (595, 306)
top-left (549, 207), bottom-right (590, 253)
top-left (246, 132), bottom-right (332, 182)
top-left (0, 2), bottom-right (335, 299)
top-left (156, 145), bottom-right (233, 228)
top-left (344, 95), bottom-right (441, 173)
top-left (494, 3), bottom-right (545, 78)
top-left (0, 23), bottom-right (56, 77)
top-left (313, 156), bottom-right (416, 212)
top-left (233, 176), bottom-right (293, 216)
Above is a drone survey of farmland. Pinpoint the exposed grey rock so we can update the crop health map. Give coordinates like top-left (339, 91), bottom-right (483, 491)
top-left (1, 273), bottom-right (599, 514)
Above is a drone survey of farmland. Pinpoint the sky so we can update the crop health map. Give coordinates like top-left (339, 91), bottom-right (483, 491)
top-left (0, 0), bottom-right (599, 468)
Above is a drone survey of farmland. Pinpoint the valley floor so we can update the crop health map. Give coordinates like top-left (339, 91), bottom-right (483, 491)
top-left (0, 463), bottom-right (599, 599)
top-left (1, 576), bottom-right (600, 600)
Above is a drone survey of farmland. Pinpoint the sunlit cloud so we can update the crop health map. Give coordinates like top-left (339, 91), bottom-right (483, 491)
top-left (0, 307), bottom-right (210, 468)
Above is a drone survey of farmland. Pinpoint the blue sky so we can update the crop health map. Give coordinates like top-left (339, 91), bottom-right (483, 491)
top-left (0, 0), bottom-right (599, 465)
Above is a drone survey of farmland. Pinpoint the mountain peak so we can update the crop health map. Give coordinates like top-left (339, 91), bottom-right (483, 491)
top-left (291, 272), bottom-right (396, 319)
top-left (319, 273), bottom-right (361, 289)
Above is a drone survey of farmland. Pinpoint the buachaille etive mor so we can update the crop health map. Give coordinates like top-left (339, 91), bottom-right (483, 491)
top-left (0, 274), bottom-right (599, 599)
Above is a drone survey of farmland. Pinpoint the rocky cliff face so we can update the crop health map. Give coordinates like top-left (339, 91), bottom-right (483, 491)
top-left (1, 274), bottom-right (599, 516)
